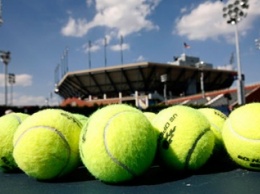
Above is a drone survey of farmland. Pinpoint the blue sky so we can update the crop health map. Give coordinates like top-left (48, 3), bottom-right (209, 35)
top-left (0, 0), bottom-right (259, 106)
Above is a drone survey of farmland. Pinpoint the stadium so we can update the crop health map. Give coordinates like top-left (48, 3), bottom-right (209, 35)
top-left (54, 53), bottom-right (260, 112)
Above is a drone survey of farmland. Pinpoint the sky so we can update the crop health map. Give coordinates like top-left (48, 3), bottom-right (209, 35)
top-left (0, 0), bottom-right (259, 106)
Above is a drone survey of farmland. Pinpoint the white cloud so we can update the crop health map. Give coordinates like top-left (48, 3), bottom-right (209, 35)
top-left (61, 17), bottom-right (90, 37)
top-left (13, 94), bottom-right (47, 106)
top-left (136, 55), bottom-right (146, 62)
top-left (180, 7), bottom-right (187, 14)
top-left (61, 0), bottom-right (160, 38)
top-left (1, 92), bottom-right (60, 106)
top-left (0, 73), bottom-right (60, 106)
top-left (82, 42), bottom-right (100, 53)
top-left (15, 74), bottom-right (33, 86)
top-left (0, 92), bottom-right (50, 106)
top-left (110, 43), bottom-right (130, 51)
top-left (0, 73), bottom-right (32, 87)
top-left (174, 0), bottom-right (260, 42)
top-left (86, 0), bottom-right (93, 7)
top-left (83, 34), bottom-right (130, 53)
top-left (82, 36), bottom-right (111, 53)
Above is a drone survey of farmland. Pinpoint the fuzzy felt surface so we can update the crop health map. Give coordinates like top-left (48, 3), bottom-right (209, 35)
top-left (80, 104), bottom-right (157, 183)
top-left (152, 105), bottom-right (215, 171)
top-left (13, 109), bottom-right (82, 180)
top-left (199, 108), bottom-right (227, 150)
top-left (222, 103), bottom-right (260, 170)
top-left (0, 113), bottom-right (29, 172)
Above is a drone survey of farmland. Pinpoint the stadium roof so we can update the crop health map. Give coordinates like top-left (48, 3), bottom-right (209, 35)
top-left (55, 61), bottom-right (238, 100)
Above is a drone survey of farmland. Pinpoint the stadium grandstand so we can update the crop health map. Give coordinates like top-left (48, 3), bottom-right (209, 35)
top-left (53, 53), bottom-right (258, 111)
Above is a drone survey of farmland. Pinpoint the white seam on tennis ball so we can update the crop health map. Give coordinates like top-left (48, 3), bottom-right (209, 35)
top-left (211, 122), bottom-right (221, 132)
top-left (185, 128), bottom-right (211, 169)
top-left (80, 120), bottom-right (91, 160)
top-left (103, 110), bottom-right (138, 177)
top-left (228, 120), bottom-right (260, 142)
top-left (11, 114), bottom-right (22, 124)
top-left (14, 125), bottom-right (71, 178)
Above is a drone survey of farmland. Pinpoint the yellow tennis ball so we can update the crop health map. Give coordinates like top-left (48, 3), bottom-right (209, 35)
top-left (222, 103), bottom-right (260, 170)
top-left (152, 105), bottom-right (215, 171)
top-left (198, 108), bottom-right (227, 151)
top-left (79, 104), bottom-right (157, 183)
top-left (73, 113), bottom-right (88, 126)
top-left (143, 112), bottom-right (156, 122)
top-left (13, 109), bottom-right (82, 180)
top-left (0, 112), bottom-right (29, 172)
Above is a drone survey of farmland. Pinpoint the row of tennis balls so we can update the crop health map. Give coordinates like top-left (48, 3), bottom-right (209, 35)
top-left (0, 103), bottom-right (259, 183)
top-left (0, 105), bottom-right (215, 183)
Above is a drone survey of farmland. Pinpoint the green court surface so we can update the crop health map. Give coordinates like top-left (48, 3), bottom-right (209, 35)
top-left (1, 157), bottom-right (260, 194)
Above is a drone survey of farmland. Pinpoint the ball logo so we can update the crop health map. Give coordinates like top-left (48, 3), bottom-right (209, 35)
top-left (161, 126), bottom-right (176, 149)
top-left (214, 110), bottom-right (227, 120)
top-left (158, 113), bottom-right (177, 150)
top-left (60, 112), bottom-right (82, 128)
top-left (237, 155), bottom-right (260, 168)
top-left (81, 121), bottom-right (90, 143)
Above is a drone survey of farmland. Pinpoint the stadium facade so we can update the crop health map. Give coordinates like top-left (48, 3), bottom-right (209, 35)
top-left (54, 54), bottom-right (239, 109)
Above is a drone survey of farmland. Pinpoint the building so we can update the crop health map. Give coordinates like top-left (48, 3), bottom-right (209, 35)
top-left (55, 54), bottom-right (238, 108)
top-left (166, 83), bottom-right (260, 113)
top-left (171, 53), bottom-right (213, 69)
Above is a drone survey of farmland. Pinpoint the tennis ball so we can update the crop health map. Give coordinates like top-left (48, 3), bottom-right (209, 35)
top-left (152, 105), bottom-right (215, 171)
top-left (13, 109), bottom-right (82, 180)
top-left (80, 104), bottom-right (157, 183)
top-left (222, 103), bottom-right (260, 170)
top-left (73, 113), bottom-right (88, 126)
top-left (198, 108), bottom-right (227, 151)
top-left (143, 112), bottom-right (156, 122)
top-left (0, 112), bottom-right (29, 172)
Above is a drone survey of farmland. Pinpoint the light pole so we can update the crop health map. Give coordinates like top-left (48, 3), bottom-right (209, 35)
top-left (0, 51), bottom-right (11, 106)
top-left (198, 61), bottom-right (205, 98)
top-left (160, 74), bottom-right (168, 103)
top-left (0, 0), bottom-right (3, 25)
top-left (120, 35), bottom-right (124, 64)
top-left (223, 0), bottom-right (249, 105)
top-left (88, 40), bottom-right (92, 69)
top-left (8, 73), bottom-right (15, 106)
top-left (104, 37), bottom-right (107, 67)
